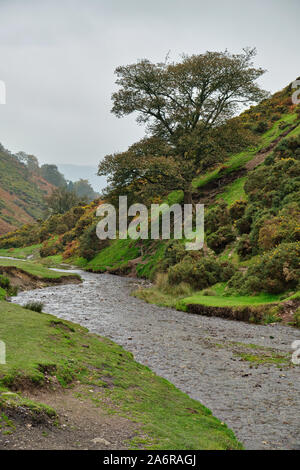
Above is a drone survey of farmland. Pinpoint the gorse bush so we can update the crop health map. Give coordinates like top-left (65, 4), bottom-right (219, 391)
top-left (159, 240), bottom-right (186, 271)
top-left (229, 200), bottom-right (247, 221)
top-left (206, 225), bottom-right (235, 254)
top-left (236, 234), bottom-right (253, 260)
top-left (229, 242), bottom-right (300, 294)
top-left (205, 202), bottom-right (231, 235)
top-left (168, 256), bottom-right (235, 290)
top-left (258, 204), bottom-right (300, 251)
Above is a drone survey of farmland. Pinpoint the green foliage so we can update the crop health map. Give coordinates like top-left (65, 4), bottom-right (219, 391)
top-left (168, 256), bottom-right (235, 290)
top-left (236, 235), bottom-right (253, 260)
top-left (206, 226), bottom-right (235, 254)
top-left (40, 164), bottom-right (67, 188)
top-left (0, 275), bottom-right (18, 297)
top-left (217, 177), bottom-right (247, 206)
top-left (0, 258), bottom-right (79, 280)
top-left (229, 242), bottom-right (300, 294)
top-left (159, 240), bottom-right (186, 271)
top-left (46, 187), bottom-right (87, 215)
top-left (78, 222), bottom-right (109, 261)
top-left (0, 275), bottom-right (10, 290)
top-left (24, 301), bottom-right (44, 313)
top-left (229, 200), bottom-right (247, 220)
top-left (40, 237), bottom-right (63, 258)
top-left (205, 201), bottom-right (231, 235)
top-left (294, 308), bottom-right (300, 328)
top-left (69, 179), bottom-right (99, 202)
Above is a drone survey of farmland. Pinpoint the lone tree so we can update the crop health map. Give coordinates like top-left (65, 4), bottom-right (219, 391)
top-left (100, 48), bottom-right (268, 202)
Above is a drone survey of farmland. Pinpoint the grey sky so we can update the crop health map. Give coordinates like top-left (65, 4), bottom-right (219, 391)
top-left (0, 0), bottom-right (299, 169)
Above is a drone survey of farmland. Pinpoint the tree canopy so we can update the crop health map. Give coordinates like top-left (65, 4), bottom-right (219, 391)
top-left (99, 48), bottom-right (267, 202)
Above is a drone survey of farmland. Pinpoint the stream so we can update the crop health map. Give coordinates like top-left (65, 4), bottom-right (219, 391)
top-left (12, 269), bottom-right (300, 450)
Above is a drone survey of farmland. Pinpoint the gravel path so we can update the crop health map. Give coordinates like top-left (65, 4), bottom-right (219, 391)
top-left (12, 270), bottom-right (300, 450)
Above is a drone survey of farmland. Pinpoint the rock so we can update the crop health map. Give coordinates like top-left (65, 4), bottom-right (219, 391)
top-left (91, 437), bottom-right (111, 446)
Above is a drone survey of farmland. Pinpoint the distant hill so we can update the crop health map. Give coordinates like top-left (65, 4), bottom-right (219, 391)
top-left (57, 164), bottom-right (106, 193)
top-left (0, 145), bottom-right (54, 234)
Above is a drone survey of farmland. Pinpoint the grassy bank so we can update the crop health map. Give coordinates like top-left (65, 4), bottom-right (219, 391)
top-left (0, 300), bottom-right (242, 450)
top-left (134, 279), bottom-right (299, 326)
top-left (0, 258), bottom-right (79, 280)
top-left (0, 244), bottom-right (42, 260)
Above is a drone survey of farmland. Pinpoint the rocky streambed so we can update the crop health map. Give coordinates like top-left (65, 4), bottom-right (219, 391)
top-left (12, 270), bottom-right (300, 450)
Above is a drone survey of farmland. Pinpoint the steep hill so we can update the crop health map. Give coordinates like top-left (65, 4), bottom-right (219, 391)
top-left (1, 82), bottom-right (299, 325)
top-left (0, 145), bottom-right (54, 234)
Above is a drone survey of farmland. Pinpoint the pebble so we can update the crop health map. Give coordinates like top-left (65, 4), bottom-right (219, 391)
top-left (13, 270), bottom-right (300, 450)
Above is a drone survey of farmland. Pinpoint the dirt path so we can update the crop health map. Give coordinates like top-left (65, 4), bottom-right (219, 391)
top-left (196, 123), bottom-right (300, 205)
top-left (12, 271), bottom-right (300, 450)
top-left (0, 384), bottom-right (137, 450)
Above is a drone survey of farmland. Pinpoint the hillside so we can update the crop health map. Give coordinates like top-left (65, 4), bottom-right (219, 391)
top-left (0, 82), bottom-right (299, 326)
top-left (0, 145), bottom-right (54, 234)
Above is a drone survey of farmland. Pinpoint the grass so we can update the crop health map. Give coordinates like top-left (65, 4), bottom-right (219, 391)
top-left (216, 176), bottom-right (247, 205)
top-left (0, 300), bottom-right (242, 450)
top-left (0, 389), bottom-right (57, 419)
top-left (192, 114), bottom-right (299, 190)
top-left (0, 287), bottom-right (6, 300)
top-left (135, 286), bottom-right (182, 308)
top-left (237, 352), bottom-right (290, 366)
top-left (134, 272), bottom-right (193, 308)
top-left (136, 241), bottom-right (167, 279)
top-left (0, 244), bottom-right (42, 260)
top-left (134, 280), bottom-right (284, 319)
top-left (86, 238), bottom-right (140, 272)
top-left (178, 290), bottom-right (282, 309)
top-left (208, 340), bottom-right (292, 367)
top-left (0, 258), bottom-right (79, 280)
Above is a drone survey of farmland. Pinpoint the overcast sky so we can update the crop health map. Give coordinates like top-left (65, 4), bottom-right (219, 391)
top-left (0, 0), bottom-right (299, 168)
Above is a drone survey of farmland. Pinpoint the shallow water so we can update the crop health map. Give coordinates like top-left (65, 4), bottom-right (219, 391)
top-left (12, 270), bottom-right (300, 449)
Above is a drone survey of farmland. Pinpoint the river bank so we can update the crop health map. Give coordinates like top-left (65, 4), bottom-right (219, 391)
top-left (11, 269), bottom-right (300, 450)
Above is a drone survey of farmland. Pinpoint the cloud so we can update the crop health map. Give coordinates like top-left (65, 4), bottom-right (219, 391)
top-left (0, 0), bottom-right (299, 169)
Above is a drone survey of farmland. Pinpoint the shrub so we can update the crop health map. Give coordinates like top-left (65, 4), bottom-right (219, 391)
top-left (229, 242), bottom-right (300, 294)
top-left (229, 200), bottom-right (247, 221)
top-left (62, 240), bottom-right (79, 259)
top-left (78, 222), bottom-right (109, 261)
top-left (0, 275), bottom-right (10, 290)
top-left (258, 205), bottom-right (300, 251)
top-left (202, 289), bottom-right (217, 296)
top-left (236, 235), bottom-right (253, 259)
top-left (206, 226), bottom-right (235, 254)
top-left (155, 272), bottom-right (193, 297)
top-left (40, 238), bottom-right (63, 258)
top-left (236, 215), bottom-right (252, 234)
top-left (205, 202), bottom-right (230, 235)
top-left (254, 121), bottom-right (269, 133)
top-left (168, 256), bottom-right (235, 290)
top-left (160, 240), bottom-right (187, 271)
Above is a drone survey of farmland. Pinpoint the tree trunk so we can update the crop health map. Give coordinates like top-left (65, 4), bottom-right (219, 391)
top-left (183, 189), bottom-right (193, 205)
